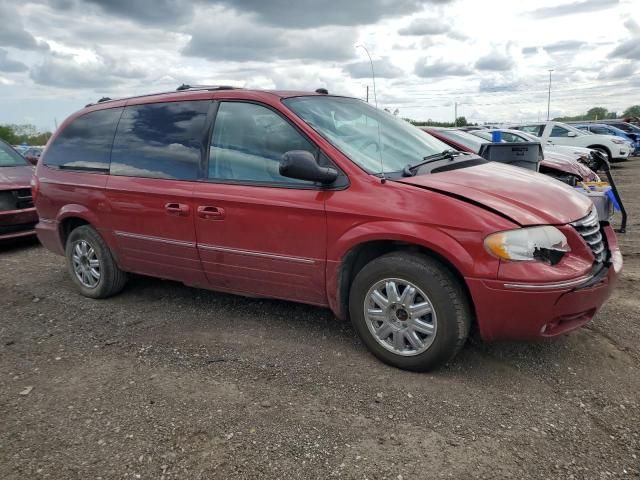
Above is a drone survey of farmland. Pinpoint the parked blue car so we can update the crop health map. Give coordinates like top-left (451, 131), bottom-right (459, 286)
top-left (575, 124), bottom-right (640, 155)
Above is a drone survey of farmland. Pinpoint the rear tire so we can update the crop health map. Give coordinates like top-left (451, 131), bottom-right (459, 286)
top-left (349, 252), bottom-right (471, 371)
top-left (65, 225), bottom-right (127, 299)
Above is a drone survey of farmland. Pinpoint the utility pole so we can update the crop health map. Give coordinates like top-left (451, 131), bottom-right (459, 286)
top-left (366, 85), bottom-right (369, 103)
top-left (454, 102), bottom-right (458, 127)
top-left (546, 69), bottom-right (554, 121)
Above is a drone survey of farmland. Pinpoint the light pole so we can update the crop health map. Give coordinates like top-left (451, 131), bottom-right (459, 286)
top-left (546, 69), bottom-right (554, 121)
top-left (355, 44), bottom-right (378, 108)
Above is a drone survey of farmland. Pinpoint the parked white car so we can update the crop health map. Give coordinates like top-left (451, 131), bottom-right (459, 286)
top-left (472, 128), bottom-right (596, 163)
top-left (509, 121), bottom-right (631, 162)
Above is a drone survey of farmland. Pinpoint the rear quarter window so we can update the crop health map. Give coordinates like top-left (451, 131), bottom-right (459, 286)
top-left (110, 101), bottom-right (210, 180)
top-left (44, 108), bottom-right (123, 171)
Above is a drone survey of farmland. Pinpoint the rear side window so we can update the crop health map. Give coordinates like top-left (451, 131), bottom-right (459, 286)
top-left (110, 101), bottom-right (210, 180)
top-left (44, 108), bottom-right (123, 171)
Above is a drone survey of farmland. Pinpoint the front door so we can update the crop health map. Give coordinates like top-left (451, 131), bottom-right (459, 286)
top-left (104, 100), bottom-right (211, 285)
top-left (193, 101), bottom-right (328, 305)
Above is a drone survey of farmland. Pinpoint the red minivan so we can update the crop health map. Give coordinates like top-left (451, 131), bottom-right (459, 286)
top-left (33, 87), bottom-right (622, 371)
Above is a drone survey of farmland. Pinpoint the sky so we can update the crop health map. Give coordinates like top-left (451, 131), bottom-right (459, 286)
top-left (0, 0), bottom-right (639, 131)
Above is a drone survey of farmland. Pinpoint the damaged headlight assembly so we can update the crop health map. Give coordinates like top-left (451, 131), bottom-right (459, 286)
top-left (484, 226), bottom-right (570, 265)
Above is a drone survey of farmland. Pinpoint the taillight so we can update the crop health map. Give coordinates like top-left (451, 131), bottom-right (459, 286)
top-left (30, 175), bottom-right (39, 202)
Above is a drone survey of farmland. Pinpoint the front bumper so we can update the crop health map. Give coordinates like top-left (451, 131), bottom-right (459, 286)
top-left (612, 148), bottom-right (630, 160)
top-left (467, 245), bottom-right (622, 342)
top-left (0, 207), bottom-right (38, 241)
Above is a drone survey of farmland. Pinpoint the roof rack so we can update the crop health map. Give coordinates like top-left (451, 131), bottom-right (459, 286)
top-left (83, 85), bottom-right (240, 109)
top-left (176, 84), bottom-right (237, 91)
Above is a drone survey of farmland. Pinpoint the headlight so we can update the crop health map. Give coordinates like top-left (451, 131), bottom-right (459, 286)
top-left (484, 226), bottom-right (570, 265)
top-left (611, 139), bottom-right (626, 145)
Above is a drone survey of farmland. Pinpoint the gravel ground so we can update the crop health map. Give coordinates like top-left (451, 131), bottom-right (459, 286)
top-left (1, 160), bottom-right (639, 480)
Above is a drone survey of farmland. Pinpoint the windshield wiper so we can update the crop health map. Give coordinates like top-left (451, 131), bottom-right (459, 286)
top-left (402, 149), bottom-right (461, 177)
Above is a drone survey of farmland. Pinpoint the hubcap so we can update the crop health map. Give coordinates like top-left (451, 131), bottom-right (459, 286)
top-left (364, 278), bottom-right (437, 356)
top-left (71, 240), bottom-right (101, 288)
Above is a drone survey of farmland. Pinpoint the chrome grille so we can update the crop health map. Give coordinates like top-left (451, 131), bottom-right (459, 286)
top-left (572, 209), bottom-right (606, 263)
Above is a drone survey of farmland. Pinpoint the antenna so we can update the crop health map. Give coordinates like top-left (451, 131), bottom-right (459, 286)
top-left (355, 44), bottom-right (385, 183)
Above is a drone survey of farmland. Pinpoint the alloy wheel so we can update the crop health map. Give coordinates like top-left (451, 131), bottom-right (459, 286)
top-left (364, 278), bottom-right (437, 356)
top-left (71, 240), bottom-right (101, 288)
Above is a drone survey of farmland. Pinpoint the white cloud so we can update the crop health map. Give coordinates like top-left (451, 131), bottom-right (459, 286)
top-left (0, 0), bottom-right (637, 128)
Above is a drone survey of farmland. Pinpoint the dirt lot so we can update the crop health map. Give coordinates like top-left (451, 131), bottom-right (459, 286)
top-left (1, 160), bottom-right (639, 480)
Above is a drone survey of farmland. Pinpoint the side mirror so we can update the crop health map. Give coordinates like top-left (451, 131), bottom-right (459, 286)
top-left (279, 150), bottom-right (338, 184)
top-left (567, 131), bottom-right (577, 137)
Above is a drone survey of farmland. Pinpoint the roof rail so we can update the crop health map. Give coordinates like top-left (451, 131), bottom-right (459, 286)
top-left (82, 85), bottom-right (240, 110)
top-left (176, 84), bottom-right (237, 92)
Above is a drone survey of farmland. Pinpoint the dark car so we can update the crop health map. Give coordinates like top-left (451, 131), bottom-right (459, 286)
top-left (0, 140), bottom-right (38, 241)
top-left (22, 147), bottom-right (44, 166)
top-left (33, 86), bottom-right (621, 371)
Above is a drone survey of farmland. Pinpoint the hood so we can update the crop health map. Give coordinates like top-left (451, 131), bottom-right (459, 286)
top-left (397, 162), bottom-right (592, 226)
top-left (0, 165), bottom-right (34, 189)
top-left (541, 152), bottom-right (598, 181)
top-left (545, 144), bottom-right (593, 158)
top-left (587, 133), bottom-right (628, 145)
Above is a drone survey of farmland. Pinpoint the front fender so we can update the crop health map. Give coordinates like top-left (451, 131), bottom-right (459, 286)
top-left (329, 221), bottom-right (476, 274)
top-left (326, 221), bottom-right (492, 319)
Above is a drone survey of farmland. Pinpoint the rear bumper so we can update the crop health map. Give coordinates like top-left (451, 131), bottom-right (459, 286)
top-left (0, 207), bottom-right (38, 241)
top-left (467, 252), bottom-right (621, 341)
top-left (35, 218), bottom-right (64, 255)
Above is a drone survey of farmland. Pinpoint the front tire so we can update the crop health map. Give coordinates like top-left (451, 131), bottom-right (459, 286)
top-left (65, 225), bottom-right (127, 298)
top-left (349, 252), bottom-right (471, 371)
top-left (589, 146), bottom-right (612, 163)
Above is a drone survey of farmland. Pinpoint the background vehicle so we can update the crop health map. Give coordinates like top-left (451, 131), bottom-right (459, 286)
top-left (574, 124), bottom-right (639, 155)
top-left (469, 128), bottom-right (598, 165)
top-left (34, 87), bottom-right (621, 371)
top-left (0, 139), bottom-right (37, 241)
top-left (423, 127), bottom-right (598, 185)
top-left (22, 147), bottom-right (43, 166)
top-left (509, 121), bottom-right (630, 162)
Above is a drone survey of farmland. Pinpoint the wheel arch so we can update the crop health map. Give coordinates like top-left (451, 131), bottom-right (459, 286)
top-left (586, 144), bottom-right (611, 159)
top-left (56, 205), bottom-right (101, 248)
top-left (329, 228), bottom-right (476, 323)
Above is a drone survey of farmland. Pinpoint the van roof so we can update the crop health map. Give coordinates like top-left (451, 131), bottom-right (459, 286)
top-left (84, 86), bottom-right (330, 109)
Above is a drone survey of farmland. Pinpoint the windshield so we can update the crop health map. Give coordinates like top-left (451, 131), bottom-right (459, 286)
top-left (0, 141), bottom-right (28, 167)
top-left (472, 130), bottom-right (493, 141)
top-left (509, 130), bottom-right (538, 142)
top-left (560, 123), bottom-right (589, 136)
top-left (283, 96), bottom-right (451, 173)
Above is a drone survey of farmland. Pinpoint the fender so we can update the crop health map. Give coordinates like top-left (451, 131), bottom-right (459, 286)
top-left (55, 204), bottom-right (120, 257)
top-left (326, 221), bottom-right (481, 319)
top-left (57, 203), bottom-right (102, 228)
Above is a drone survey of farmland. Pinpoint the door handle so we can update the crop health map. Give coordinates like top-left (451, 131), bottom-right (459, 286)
top-left (165, 202), bottom-right (190, 216)
top-left (197, 205), bottom-right (225, 220)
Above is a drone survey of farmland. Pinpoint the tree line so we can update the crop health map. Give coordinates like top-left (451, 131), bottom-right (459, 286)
top-left (554, 105), bottom-right (640, 122)
top-left (0, 124), bottom-right (52, 146)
